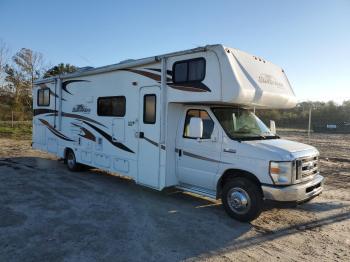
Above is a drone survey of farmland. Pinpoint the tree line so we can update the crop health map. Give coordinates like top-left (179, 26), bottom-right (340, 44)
top-left (0, 40), bottom-right (349, 128)
top-left (256, 100), bottom-right (350, 130)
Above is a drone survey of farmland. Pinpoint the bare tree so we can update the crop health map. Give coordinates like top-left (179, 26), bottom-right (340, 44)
top-left (12, 48), bottom-right (44, 88)
top-left (4, 48), bottom-right (46, 114)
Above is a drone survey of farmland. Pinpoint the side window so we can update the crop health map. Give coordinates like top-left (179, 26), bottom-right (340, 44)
top-left (143, 94), bottom-right (156, 124)
top-left (183, 109), bottom-right (214, 139)
top-left (37, 88), bottom-right (50, 106)
top-left (97, 96), bottom-right (126, 117)
top-left (173, 58), bottom-right (206, 84)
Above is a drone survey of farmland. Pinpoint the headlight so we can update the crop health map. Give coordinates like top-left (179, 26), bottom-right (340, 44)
top-left (269, 161), bottom-right (295, 185)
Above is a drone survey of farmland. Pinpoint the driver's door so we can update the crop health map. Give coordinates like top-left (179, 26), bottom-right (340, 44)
top-left (176, 108), bottom-right (221, 190)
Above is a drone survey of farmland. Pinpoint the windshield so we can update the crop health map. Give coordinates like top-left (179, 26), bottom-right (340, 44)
top-left (211, 107), bottom-right (277, 141)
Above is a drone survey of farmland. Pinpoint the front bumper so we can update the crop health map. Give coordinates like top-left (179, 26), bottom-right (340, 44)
top-left (262, 174), bottom-right (324, 202)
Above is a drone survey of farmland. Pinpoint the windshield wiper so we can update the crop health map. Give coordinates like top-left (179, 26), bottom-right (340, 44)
top-left (233, 134), bottom-right (280, 141)
top-left (233, 136), bottom-right (266, 141)
top-left (264, 134), bottom-right (280, 139)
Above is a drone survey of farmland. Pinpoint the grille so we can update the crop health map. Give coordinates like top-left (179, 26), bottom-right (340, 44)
top-left (295, 155), bottom-right (319, 182)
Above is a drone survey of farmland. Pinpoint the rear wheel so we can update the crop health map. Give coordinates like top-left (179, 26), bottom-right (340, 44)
top-left (66, 149), bottom-right (81, 172)
top-left (222, 177), bottom-right (263, 222)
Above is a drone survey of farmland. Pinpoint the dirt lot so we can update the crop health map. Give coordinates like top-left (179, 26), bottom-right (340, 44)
top-left (0, 131), bottom-right (349, 262)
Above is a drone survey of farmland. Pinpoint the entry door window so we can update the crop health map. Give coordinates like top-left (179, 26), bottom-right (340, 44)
top-left (143, 94), bottom-right (156, 124)
top-left (183, 109), bottom-right (214, 139)
top-left (37, 88), bottom-right (50, 106)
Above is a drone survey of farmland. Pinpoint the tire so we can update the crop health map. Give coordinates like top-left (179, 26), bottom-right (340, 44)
top-left (66, 149), bottom-right (81, 172)
top-left (222, 177), bottom-right (263, 222)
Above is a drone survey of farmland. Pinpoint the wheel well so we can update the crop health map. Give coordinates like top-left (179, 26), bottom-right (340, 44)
top-left (216, 169), bottom-right (263, 199)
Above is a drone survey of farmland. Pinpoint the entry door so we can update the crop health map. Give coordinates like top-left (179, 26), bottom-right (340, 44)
top-left (176, 108), bottom-right (221, 190)
top-left (137, 86), bottom-right (161, 188)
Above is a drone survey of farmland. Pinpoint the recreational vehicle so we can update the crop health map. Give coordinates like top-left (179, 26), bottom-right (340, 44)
top-left (32, 44), bottom-right (323, 221)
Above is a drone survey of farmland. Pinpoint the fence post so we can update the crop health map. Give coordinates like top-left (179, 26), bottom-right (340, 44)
top-left (308, 107), bottom-right (312, 143)
top-left (11, 111), bottom-right (14, 128)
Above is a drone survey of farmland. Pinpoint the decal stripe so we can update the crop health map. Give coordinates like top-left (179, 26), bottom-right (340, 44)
top-left (49, 89), bottom-right (66, 101)
top-left (62, 80), bottom-right (90, 95)
top-left (120, 68), bottom-right (172, 82)
top-left (71, 123), bottom-right (96, 142)
top-left (39, 119), bottom-right (74, 142)
top-left (37, 110), bottom-right (106, 127)
top-left (168, 82), bottom-right (211, 92)
top-left (79, 127), bottom-right (96, 142)
top-left (176, 148), bottom-right (230, 164)
top-left (183, 151), bottom-right (222, 163)
top-left (143, 137), bottom-right (158, 147)
top-left (61, 112), bottom-right (106, 127)
top-left (121, 68), bottom-right (210, 92)
top-left (82, 121), bottom-right (134, 153)
top-left (34, 109), bottom-right (57, 116)
top-left (143, 136), bottom-right (166, 150)
top-left (120, 69), bottom-right (161, 82)
top-left (145, 68), bottom-right (173, 76)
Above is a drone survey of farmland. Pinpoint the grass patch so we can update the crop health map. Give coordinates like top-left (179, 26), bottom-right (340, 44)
top-left (0, 125), bottom-right (32, 139)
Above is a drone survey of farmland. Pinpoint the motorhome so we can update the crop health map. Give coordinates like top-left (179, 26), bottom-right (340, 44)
top-left (32, 44), bottom-right (323, 221)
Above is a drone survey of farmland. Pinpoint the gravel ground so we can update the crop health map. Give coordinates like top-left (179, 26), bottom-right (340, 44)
top-left (0, 131), bottom-right (349, 262)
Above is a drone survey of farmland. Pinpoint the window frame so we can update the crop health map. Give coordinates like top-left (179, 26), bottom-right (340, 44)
top-left (97, 96), bottom-right (126, 117)
top-left (172, 57), bottom-right (206, 84)
top-left (182, 108), bottom-right (214, 140)
top-left (37, 88), bottom-right (50, 107)
top-left (143, 94), bottom-right (157, 124)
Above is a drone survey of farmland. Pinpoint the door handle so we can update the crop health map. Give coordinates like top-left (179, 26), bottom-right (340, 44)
top-left (136, 132), bottom-right (144, 138)
top-left (223, 148), bottom-right (236, 153)
top-left (176, 149), bottom-right (182, 157)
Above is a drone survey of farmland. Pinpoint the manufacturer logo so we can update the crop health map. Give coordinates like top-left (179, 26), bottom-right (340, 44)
top-left (258, 74), bottom-right (284, 88)
top-left (72, 104), bottom-right (91, 114)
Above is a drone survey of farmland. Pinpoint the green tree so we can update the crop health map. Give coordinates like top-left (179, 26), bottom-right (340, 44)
top-left (44, 63), bottom-right (77, 78)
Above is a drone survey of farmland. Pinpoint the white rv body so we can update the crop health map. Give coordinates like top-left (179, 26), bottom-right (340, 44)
top-left (33, 44), bottom-right (323, 221)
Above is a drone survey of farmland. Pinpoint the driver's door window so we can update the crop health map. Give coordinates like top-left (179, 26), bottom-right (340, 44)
top-left (183, 109), bottom-right (214, 139)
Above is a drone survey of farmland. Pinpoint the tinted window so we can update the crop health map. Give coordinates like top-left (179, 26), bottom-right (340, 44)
top-left (189, 59), bottom-right (205, 81)
top-left (97, 96), bottom-right (126, 117)
top-left (173, 58), bottom-right (206, 84)
top-left (173, 62), bottom-right (188, 82)
top-left (143, 94), bottom-right (156, 124)
top-left (183, 109), bottom-right (214, 139)
top-left (37, 88), bottom-right (50, 106)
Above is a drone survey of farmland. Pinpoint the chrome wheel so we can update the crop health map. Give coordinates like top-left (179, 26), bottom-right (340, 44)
top-left (227, 187), bottom-right (251, 215)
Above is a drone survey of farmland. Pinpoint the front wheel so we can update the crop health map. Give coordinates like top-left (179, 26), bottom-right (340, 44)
top-left (222, 178), bottom-right (263, 222)
top-left (66, 149), bottom-right (81, 172)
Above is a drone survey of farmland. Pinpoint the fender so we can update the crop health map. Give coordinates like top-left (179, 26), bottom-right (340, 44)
top-left (216, 169), bottom-right (263, 199)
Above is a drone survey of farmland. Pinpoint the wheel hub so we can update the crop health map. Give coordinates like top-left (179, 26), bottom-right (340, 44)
top-left (67, 154), bottom-right (75, 168)
top-left (227, 188), bottom-right (251, 214)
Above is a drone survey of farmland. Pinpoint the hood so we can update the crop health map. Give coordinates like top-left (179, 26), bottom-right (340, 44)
top-left (244, 139), bottom-right (318, 160)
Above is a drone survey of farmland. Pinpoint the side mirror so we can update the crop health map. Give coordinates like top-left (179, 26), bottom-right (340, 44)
top-left (188, 117), bottom-right (203, 138)
top-left (270, 120), bottom-right (276, 134)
